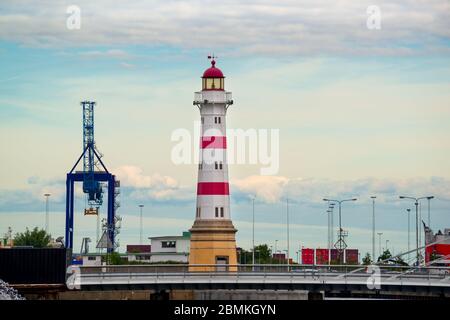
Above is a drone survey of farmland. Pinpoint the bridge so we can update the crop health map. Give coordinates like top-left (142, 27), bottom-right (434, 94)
top-left (67, 264), bottom-right (450, 299)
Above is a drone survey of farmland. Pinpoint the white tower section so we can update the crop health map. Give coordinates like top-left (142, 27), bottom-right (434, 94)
top-left (193, 59), bottom-right (233, 222)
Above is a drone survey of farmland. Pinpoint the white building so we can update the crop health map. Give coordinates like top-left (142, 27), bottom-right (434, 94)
top-left (81, 254), bottom-right (102, 266)
top-left (148, 232), bottom-right (190, 263)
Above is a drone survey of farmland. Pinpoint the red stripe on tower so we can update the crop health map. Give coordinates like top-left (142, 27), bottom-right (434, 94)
top-left (201, 136), bottom-right (227, 149)
top-left (197, 182), bottom-right (230, 195)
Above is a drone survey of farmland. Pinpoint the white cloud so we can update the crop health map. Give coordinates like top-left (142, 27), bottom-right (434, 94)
top-left (232, 175), bottom-right (289, 203)
top-left (0, 0), bottom-right (448, 55)
top-left (114, 165), bottom-right (178, 189)
top-left (78, 49), bottom-right (131, 59)
top-left (232, 175), bottom-right (450, 204)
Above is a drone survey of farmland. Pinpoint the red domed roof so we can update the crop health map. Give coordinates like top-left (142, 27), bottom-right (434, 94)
top-left (202, 60), bottom-right (224, 78)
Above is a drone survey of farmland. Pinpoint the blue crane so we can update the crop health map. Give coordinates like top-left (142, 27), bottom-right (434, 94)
top-left (65, 101), bottom-right (120, 253)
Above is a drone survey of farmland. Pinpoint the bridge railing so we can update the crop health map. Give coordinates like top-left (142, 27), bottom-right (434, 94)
top-left (78, 264), bottom-right (450, 279)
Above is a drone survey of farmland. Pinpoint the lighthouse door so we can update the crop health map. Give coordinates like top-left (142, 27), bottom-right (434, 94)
top-left (215, 256), bottom-right (229, 272)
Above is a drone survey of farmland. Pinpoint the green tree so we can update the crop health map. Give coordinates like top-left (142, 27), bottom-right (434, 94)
top-left (362, 252), bottom-right (372, 265)
top-left (377, 249), bottom-right (392, 263)
top-left (238, 244), bottom-right (283, 264)
top-left (107, 252), bottom-right (125, 265)
top-left (254, 244), bottom-right (273, 264)
top-left (14, 227), bottom-right (51, 248)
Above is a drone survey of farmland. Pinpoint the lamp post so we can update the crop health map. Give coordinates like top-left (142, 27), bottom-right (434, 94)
top-left (252, 197), bottom-right (256, 269)
top-left (326, 202), bottom-right (335, 245)
top-left (385, 239), bottom-right (389, 252)
top-left (286, 198), bottom-right (290, 267)
top-left (326, 209), bottom-right (332, 250)
top-left (275, 240), bottom-right (278, 263)
top-left (323, 198), bottom-right (357, 263)
top-left (139, 204), bottom-right (144, 245)
top-left (377, 232), bottom-right (383, 260)
top-left (370, 196), bottom-right (376, 261)
top-left (44, 193), bottom-right (51, 234)
top-left (406, 208), bottom-right (411, 262)
top-left (399, 196), bottom-right (433, 266)
top-left (426, 196), bottom-right (434, 229)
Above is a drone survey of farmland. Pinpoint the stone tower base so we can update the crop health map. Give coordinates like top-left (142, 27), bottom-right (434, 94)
top-left (189, 220), bottom-right (237, 272)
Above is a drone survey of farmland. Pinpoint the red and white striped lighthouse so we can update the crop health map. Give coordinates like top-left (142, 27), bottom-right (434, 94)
top-left (189, 57), bottom-right (237, 271)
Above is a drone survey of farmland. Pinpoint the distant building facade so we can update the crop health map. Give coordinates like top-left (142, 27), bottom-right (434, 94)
top-left (149, 232), bottom-right (190, 263)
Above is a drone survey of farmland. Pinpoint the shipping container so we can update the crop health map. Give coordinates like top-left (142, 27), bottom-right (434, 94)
top-left (345, 249), bottom-right (359, 265)
top-left (330, 249), bottom-right (339, 264)
top-left (301, 248), bottom-right (314, 265)
top-left (315, 249), bottom-right (329, 265)
top-left (0, 248), bottom-right (70, 284)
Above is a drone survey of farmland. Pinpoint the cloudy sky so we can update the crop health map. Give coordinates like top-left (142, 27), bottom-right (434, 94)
top-left (0, 1), bottom-right (449, 259)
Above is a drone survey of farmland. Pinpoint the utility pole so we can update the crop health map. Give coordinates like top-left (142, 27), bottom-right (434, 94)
top-left (44, 193), bottom-right (51, 234)
top-left (371, 196), bottom-right (376, 262)
top-left (139, 204), bottom-right (144, 245)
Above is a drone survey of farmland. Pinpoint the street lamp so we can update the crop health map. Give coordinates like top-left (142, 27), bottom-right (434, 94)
top-left (370, 196), bottom-right (376, 261)
top-left (405, 208), bottom-right (411, 262)
top-left (426, 196), bottom-right (434, 229)
top-left (399, 196), bottom-right (433, 266)
top-left (139, 204), bottom-right (144, 245)
top-left (44, 193), bottom-right (51, 234)
top-left (285, 198), bottom-right (290, 267)
top-left (329, 203), bottom-right (335, 245)
top-left (274, 240), bottom-right (278, 263)
top-left (323, 198), bottom-right (357, 263)
top-left (252, 197), bottom-right (256, 269)
top-left (385, 239), bottom-right (389, 252)
top-left (325, 209), bottom-right (332, 250)
top-left (377, 232), bottom-right (383, 260)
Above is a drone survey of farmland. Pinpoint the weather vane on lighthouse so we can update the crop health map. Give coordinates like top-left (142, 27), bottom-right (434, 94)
top-left (207, 54), bottom-right (218, 61)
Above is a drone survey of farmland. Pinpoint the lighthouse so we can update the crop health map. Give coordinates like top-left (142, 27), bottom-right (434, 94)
top-left (189, 57), bottom-right (238, 271)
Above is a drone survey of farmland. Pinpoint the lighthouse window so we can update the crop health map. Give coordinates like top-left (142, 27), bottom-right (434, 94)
top-left (220, 207), bottom-right (224, 217)
top-left (204, 78), bottom-right (224, 90)
top-left (215, 161), bottom-right (218, 170)
top-left (219, 162), bottom-right (223, 170)
top-left (218, 117), bottom-right (221, 124)
top-left (214, 117), bottom-right (217, 124)
top-left (215, 207), bottom-right (219, 217)
top-left (196, 207), bottom-right (201, 218)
